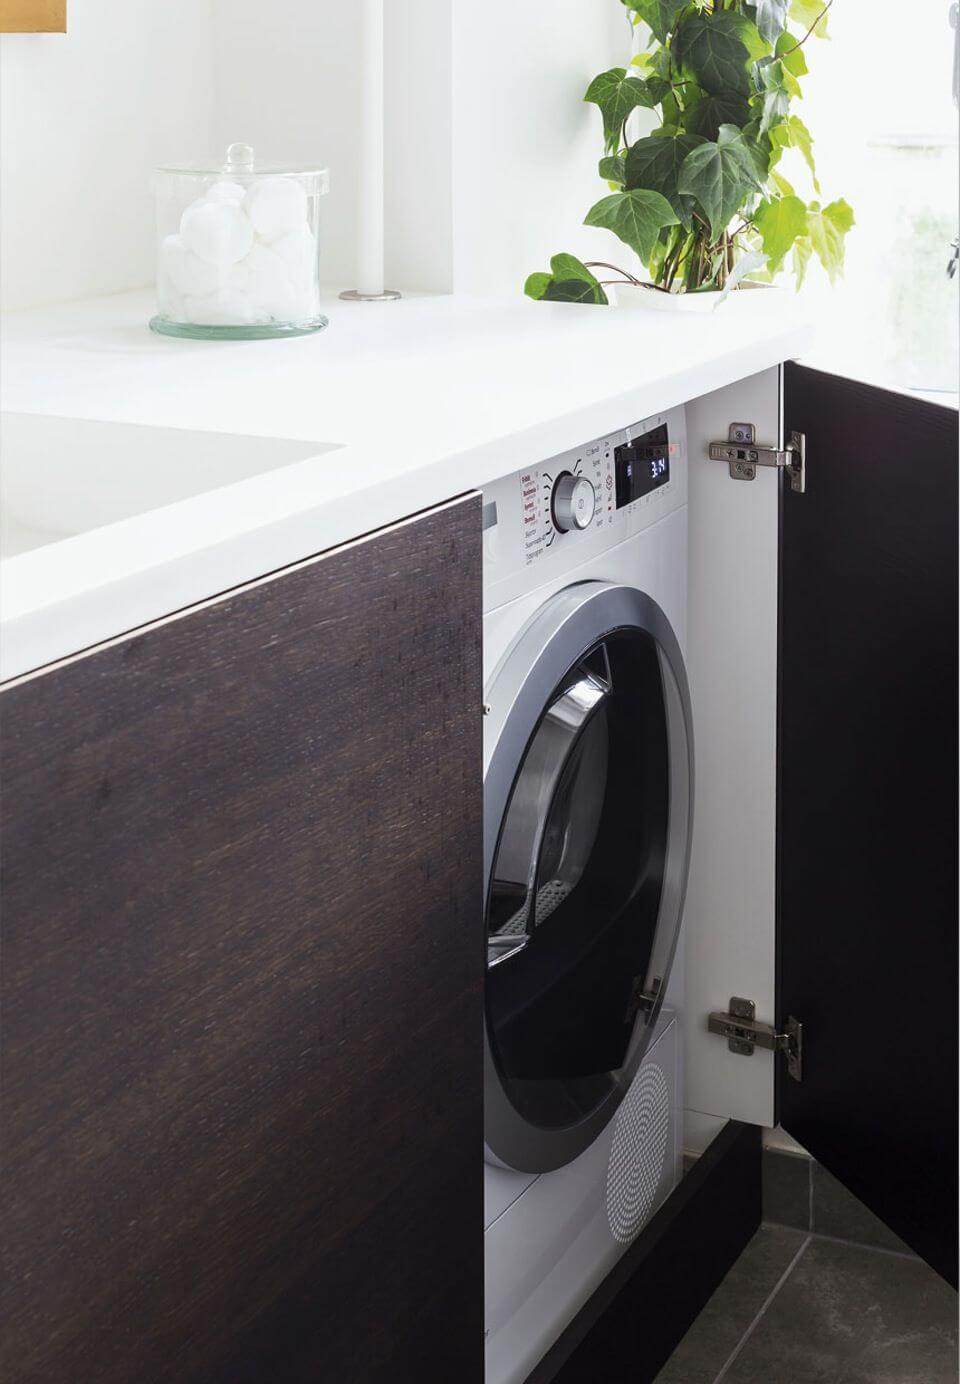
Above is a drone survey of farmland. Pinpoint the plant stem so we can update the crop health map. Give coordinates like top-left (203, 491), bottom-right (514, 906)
top-left (780, 0), bottom-right (833, 54)
top-left (584, 261), bottom-right (643, 284)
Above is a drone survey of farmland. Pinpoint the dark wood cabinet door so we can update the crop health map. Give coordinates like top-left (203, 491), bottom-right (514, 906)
top-left (0, 496), bottom-right (484, 1383)
top-left (779, 365), bottom-right (958, 1285)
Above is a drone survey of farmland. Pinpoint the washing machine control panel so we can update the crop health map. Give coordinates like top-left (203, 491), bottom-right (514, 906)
top-left (483, 404), bottom-right (687, 600)
top-left (551, 472), bottom-right (597, 532)
top-left (518, 435), bottom-right (612, 563)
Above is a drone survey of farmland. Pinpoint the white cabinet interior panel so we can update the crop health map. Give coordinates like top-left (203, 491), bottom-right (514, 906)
top-left (684, 366), bottom-right (781, 1130)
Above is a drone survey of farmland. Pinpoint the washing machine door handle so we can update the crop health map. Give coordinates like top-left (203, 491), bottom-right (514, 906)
top-left (487, 664), bottom-right (610, 965)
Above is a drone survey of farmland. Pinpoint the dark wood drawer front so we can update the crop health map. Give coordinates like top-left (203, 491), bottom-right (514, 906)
top-left (0, 497), bottom-right (484, 1384)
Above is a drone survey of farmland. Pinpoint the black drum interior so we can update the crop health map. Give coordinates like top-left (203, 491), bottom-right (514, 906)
top-left (485, 627), bottom-right (670, 1132)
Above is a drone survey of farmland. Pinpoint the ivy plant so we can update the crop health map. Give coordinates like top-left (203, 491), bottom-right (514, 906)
top-left (526, 0), bottom-right (852, 304)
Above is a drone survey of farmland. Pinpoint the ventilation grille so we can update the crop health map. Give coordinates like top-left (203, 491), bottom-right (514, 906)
top-left (496, 878), bottom-right (571, 937)
top-left (605, 1062), bottom-right (671, 1244)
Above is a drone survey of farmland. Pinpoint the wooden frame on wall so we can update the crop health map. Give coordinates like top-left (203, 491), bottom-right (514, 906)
top-left (0, 0), bottom-right (66, 32)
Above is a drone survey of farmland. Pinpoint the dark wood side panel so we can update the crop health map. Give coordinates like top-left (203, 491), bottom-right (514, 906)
top-left (529, 1122), bottom-right (762, 1384)
top-left (0, 497), bottom-right (484, 1383)
top-left (779, 365), bottom-right (958, 1285)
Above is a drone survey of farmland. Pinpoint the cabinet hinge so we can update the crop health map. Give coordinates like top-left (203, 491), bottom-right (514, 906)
top-left (708, 996), bottom-right (803, 1082)
top-left (708, 423), bottom-right (806, 494)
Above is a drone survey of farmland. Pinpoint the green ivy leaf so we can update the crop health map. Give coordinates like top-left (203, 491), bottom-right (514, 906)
top-left (672, 13), bottom-right (752, 97)
top-left (715, 122), bottom-right (765, 189)
top-left (731, 13), bottom-right (773, 64)
top-left (677, 127), bottom-right (757, 240)
top-left (769, 168), bottom-right (795, 196)
top-left (623, 132), bottom-right (707, 227)
top-left (775, 29), bottom-right (808, 76)
top-left (753, 194), bottom-right (808, 271)
top-left (792, 235), bottom-right (813, 288)
top-left (742, 118), bottom-right (774, 178)
top-left (646, 76), bottom-right (674, 104)
top-left (524, 255), bottom-right (609, 305)
top-left (547, 279), bottom-right (610, 304)
top-left (755, 0), bottom-right (789, 45)
top-left (686, 90), bottom-right (751, 141)
top-left (548, 254), bottom-right (602, 284)
top-left (650, 44), bottom-right (675, 80)
top-left (599, 154), bottom-right (627, 185)
top-left (758, 58), bottom-right (793, 133)
top-left (584, 69), bottom-right (659, 151)
top-left (807, 198), bottom-right (854, 282)
top-left (788, 0), bottom-right (830, 38)
top-left (524, 271), bottom-right (552, 300)
top-left (769, 113), bottom-right (819, 191)
top-left (628, 0), bottom-right (689, 44)
top-left (661, 89), bottom-right (683, 127)
top-left (584, 188), bottom-right (680, 262)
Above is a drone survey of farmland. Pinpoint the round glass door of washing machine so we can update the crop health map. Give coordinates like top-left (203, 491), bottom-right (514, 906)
top-left (483, 581), bottom-right (693, 1174)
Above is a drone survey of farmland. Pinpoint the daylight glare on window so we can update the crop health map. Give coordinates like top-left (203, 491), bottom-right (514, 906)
top-left (795, 0), bottom-right (959, 396)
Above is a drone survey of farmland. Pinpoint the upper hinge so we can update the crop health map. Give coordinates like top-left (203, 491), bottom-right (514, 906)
top-left (708, 423), bottom-right (806, 494)
top-left (708, 996), bottom-right (803, 1083)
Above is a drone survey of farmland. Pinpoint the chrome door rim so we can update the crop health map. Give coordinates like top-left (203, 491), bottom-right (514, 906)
top-left (483, 581), bottom-right (694, 1173)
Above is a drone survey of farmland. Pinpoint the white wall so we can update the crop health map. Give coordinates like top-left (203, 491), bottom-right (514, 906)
top-left (450, 1), bottom-right (633, 296)
top-left (1, 1), bottom-right (639, 310)
top-left (0, 1), bottom-right (215, 311)
top-left (384, 0), bottom-right (453, 293)
top-left (207, 0), bottom-right (361, 289)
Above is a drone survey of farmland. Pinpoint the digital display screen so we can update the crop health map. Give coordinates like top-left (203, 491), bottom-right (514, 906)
top-left (615, 423), bottom-right (670, 509)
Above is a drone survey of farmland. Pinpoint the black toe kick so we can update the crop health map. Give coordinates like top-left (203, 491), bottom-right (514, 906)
top-left (527, 1120), bottom-right (762, 1384)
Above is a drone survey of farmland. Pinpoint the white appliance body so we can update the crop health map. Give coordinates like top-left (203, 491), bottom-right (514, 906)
top-left (484, 1010), bottom-right (681, 1384)
top-left (482, 406), bottom-right (690, 1384)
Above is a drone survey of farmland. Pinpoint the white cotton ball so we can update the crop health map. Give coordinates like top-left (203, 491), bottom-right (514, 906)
top-left (159, 234), bottom-right (220, 298)
top-left (205, 180), bottom-right (247, 204)
top-left (180, 198), bottom-right (253, 267)
top-left (244, 241), bottom-right (300, 319)
top-left (224, 257), bottom-right (255, 296)
top-left (271, 225), bottom-right (317, 295)
top-left (220, 261), bottom-right (273, 324)
top-left (214, 287), bottom-right (258, 324)
top-left (183, 289), bottom-right (258, 327)
top-left (243, 177), bottom-right (308, 243)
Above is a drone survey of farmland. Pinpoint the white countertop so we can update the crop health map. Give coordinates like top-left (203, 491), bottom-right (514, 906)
top-left (0, 287), bottom-right (813, 682)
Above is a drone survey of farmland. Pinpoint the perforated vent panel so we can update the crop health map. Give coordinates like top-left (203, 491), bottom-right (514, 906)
top-left (605, 1062), bottom-right (671, 1244)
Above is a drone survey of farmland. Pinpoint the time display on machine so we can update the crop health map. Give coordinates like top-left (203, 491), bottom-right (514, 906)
top-left (615, 422), bottom-right (670, 509)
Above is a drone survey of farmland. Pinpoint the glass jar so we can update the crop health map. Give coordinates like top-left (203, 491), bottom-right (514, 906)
top-left (150, 143), bottom-right (329, 340)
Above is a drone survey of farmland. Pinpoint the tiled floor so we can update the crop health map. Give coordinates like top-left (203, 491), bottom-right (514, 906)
top-left (655, 1152), bottom-right (958, 1384)
top-left (655, 1228), bottom-right (958, 1383)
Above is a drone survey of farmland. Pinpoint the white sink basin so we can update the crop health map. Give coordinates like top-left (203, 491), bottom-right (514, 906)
top-left (0, 413), bottom-right (338, 558)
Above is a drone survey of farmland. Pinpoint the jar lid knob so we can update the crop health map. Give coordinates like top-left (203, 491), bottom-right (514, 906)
top-left (223, 142), bottom-right (255, 173)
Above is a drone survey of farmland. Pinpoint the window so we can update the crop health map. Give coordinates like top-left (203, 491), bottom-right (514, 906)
top-left (796, 0), bottom-right (958, 396)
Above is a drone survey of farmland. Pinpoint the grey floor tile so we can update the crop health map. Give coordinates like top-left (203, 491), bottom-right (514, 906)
top-left (723, 1237), bottom-right (958, 1384)
top-left (653, 1226), bottom-right (807, 1384)
top-left (762, 1148), bottom-right (811, 1231)
top-left (812, 1163), bottom-right (915, 1255)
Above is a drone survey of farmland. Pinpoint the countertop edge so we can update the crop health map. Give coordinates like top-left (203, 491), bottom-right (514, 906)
top-left (0, 304), bottom-right (814, 684)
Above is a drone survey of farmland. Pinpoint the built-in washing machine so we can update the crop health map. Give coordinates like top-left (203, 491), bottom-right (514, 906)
top-left (482, 406), bottom-right (693, 1384)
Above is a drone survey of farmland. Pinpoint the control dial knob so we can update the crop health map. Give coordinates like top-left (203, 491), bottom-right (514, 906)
top-left (551, 472), bottom-right (597, 532)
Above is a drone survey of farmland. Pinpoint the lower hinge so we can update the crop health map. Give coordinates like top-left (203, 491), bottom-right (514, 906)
top-left (708, 997), bottom-right (803, 1083)
top-left (708, 423), bottom-right (806, 494)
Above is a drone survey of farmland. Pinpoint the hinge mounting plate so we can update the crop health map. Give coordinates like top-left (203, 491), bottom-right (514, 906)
top-left (708, 423), bottom-right (806, 494)
top-left (708, 996), bottom-right (803, 1082)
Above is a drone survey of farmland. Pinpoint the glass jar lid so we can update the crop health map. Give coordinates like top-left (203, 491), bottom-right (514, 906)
top-left (157, 143), bottom-right (329, 194)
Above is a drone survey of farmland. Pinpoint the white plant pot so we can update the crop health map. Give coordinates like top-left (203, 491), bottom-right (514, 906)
top-left (607, 280), bottom-right (775, 313)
